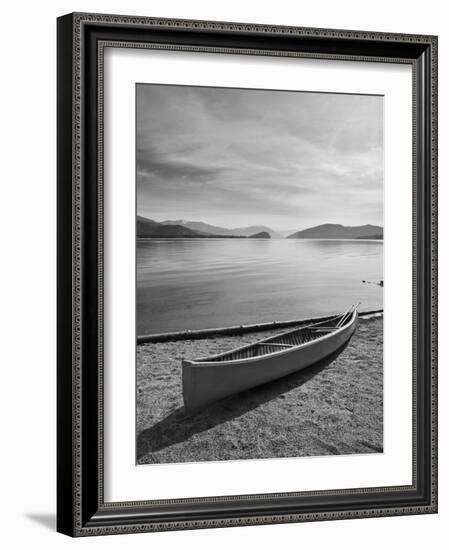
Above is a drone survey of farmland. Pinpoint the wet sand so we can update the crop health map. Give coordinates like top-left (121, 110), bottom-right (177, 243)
top-left (137, 315), bottom-right (383, 464)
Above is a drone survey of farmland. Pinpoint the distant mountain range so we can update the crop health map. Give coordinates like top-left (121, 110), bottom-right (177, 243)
top-left (137, 216), bottom-right (205, 238)
top-left (160, 219), bottom-right (281, 238)
top-left (287, 224), bottom-right (383, 240)
top-left (231, 226), bottom-right (279, 238)
top-left (248, 231), bottom-right (271, 239)
top-left (137, 217), bottom-right (271, 239)
top-left (137, 217), bottom-right (383, 240)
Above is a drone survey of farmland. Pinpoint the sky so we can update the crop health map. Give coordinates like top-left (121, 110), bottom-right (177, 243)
top-left (136, 84), bottom-right (383, 231)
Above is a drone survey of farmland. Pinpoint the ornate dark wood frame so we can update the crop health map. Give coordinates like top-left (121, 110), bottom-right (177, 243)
top-left (57, 12), bottom-right (438, 537)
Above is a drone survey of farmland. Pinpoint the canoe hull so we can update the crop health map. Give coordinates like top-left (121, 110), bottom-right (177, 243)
top-left (182, 311), bottom-right (357, 414)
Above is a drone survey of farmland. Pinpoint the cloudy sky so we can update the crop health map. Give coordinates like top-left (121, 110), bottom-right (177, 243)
top-left (136, 84), bottom-right (383, 231)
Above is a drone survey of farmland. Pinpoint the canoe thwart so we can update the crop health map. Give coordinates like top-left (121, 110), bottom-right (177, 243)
top-left (258, 342), bottom-right (295, 348)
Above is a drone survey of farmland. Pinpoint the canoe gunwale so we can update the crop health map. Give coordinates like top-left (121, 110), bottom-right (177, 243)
top-left (184, 310), bottom-right (358, 367)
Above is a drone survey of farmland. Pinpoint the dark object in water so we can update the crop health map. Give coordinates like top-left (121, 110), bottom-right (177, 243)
top-left (362, 279), bottom-right (384, 287)
top-left (182, 306), bottom-right (359, 414)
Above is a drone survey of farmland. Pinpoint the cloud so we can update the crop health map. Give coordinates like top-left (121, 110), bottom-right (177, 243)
top-left (136, 84), bottom-right (383, 229)
top-left (137, 147), bottom-right (225, 181)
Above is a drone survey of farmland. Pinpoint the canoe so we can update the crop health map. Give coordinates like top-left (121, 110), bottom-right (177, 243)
top-left (182, 306), bottom-right (359, 414)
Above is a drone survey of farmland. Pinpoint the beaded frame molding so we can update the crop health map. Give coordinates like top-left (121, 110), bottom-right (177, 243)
top-left (57, 12), bottom-right (438, 537)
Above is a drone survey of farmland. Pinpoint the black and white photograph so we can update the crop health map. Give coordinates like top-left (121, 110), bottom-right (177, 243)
top-left (49, 6), bottom-right (439, 541)
top-left (136, 83), bottom-right (384, 465)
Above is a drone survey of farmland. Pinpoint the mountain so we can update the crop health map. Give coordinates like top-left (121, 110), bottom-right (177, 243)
top-left (161, 220), bottom-right (281, 238)
top-left (232, 226), bottom-right (281, 238)
top-left (161, 220), bottom-right (235, 236)
top-left (137, 216), bottom-right (249, 238)
top-left (287, 224), bottom-right (383, 240)
top-left (137, 217), bottom-right (207, 238)
top-left (137, 218), bottom-right (384, 240)
top-left (137, 216), bottom-right (159, 227)
top-left (248, 231), bottom-right (271, 239)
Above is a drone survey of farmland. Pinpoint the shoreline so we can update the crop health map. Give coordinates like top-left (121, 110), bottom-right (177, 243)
top-left (137, 309), bottom-right (383, 344)
top-left (137, 315), bottom-right (383, 465)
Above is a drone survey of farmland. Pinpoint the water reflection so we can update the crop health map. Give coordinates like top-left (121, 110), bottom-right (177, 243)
top-left (137, 239), bottom-right (383, 334)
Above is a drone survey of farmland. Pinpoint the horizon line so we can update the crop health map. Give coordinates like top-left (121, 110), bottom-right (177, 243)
top-left (137, 214), bottom-right (384, 232)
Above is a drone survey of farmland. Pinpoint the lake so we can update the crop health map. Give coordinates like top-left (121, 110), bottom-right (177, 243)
top-left (137, 238), bottom-right (383, 335)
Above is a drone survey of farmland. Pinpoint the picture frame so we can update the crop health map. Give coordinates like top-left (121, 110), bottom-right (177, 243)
top-left (57, 12), bottom-right (438, 536)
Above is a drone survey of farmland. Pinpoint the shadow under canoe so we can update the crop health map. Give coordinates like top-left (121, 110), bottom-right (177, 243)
top-left (137, 340), bottom-right (350, 458)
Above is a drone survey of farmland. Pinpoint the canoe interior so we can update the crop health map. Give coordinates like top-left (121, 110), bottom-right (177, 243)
top-left (201, 313), bottom-right (349, 363)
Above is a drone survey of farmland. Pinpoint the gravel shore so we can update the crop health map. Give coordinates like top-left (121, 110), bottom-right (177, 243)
top-left (137, 315), bottom-right (383, 464)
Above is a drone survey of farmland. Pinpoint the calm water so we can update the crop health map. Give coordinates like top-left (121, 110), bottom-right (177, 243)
top-left (137, 239), bottom-right (383, 335)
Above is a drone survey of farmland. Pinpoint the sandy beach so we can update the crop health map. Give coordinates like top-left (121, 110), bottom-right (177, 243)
top-left (137, 315), bottom-right (383, 464)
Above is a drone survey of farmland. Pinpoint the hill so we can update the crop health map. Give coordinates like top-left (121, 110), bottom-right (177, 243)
top-left (137, 217), bottom-right (207, 238)
top-left (287, 224), bottom-right (383, 240)
top-left (232, 226), bottom-right (280, 238)
top-left (137, 216), bottom-right (159, 227)
top-left (248, 231), bottom-right (271, 239)
top-left (161, 219), bottom-right (281, 238)
top-left (161, 220), bottom-right (235, 236)
top-left (137, 216), bottom-right (252, 238)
